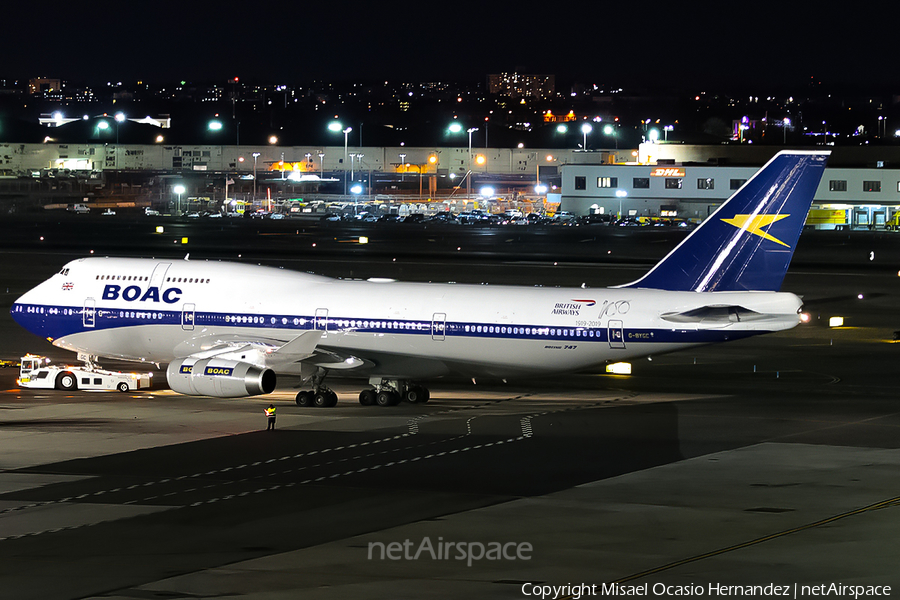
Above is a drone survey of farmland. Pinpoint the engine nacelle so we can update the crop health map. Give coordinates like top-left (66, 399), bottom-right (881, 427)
top-left (167, 358), bottom-right (276, 398)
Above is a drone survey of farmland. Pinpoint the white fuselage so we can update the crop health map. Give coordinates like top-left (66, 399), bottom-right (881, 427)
top-left (12, 257), bottom-right (803, 380)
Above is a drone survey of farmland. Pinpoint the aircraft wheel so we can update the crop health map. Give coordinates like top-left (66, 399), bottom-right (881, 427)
top-left (405, 385), bottom-right (428, 404)
top-left (359, 389), bottom-right (376, 406)
top-left (315, 390), bottom-right (338, 408)
top-left (117, 382), bottom-right (130, 392)
top-left (376, 390), bottom-right (399, 407)
top-left (295, 391), bottom-right (314, 407)
top-left (56, 372), bottom-right (77, 391)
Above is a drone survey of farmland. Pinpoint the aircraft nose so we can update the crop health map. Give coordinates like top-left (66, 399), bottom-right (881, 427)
top-left (10, 285), bottom-right (47, 336)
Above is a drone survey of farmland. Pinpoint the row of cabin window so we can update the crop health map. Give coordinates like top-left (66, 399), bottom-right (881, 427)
top-left (94, 275), bottom-right (211, 283)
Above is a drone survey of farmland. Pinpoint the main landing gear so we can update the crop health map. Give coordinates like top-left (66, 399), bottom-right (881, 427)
top-left (295, 368), bottom-right (337, 407)
top-left (294, 388), bottom-right (338, 408)
top-left (358, 378), bottom-right (430, 407)
top-left (294, 373), bottom-right (430, 408)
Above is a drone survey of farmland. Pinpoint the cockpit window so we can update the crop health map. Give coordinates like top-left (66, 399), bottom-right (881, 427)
top-left (59, 268), bottom-right (70, 276)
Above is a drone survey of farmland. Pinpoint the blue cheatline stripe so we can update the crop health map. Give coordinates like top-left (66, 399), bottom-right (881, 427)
top-left (11, 303), bottom-right (762, 346)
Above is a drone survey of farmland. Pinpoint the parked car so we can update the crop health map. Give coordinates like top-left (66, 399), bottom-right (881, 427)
top-left (577, 214), bottom-right (613, 226)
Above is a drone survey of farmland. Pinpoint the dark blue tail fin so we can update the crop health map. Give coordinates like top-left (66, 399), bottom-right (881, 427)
top-left (623, 150), bottom-right (829, 292)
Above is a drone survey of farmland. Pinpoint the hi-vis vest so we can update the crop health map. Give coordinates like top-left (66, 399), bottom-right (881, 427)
top-left (265, 407), bottom-right (276, 418)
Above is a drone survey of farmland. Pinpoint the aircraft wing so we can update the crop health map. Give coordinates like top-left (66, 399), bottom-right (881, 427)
top-left (172, 330), bottom-right (371, 372)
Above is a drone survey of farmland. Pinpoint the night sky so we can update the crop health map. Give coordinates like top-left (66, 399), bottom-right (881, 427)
top-left (9, 0), bottom-right (899, 89)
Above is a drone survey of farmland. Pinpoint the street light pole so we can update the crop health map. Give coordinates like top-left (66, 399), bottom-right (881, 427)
top-left (467, 128), bottom-right (478, 200)
top-left (174, 184), bottom-right (185, 215)
top-left (252, 152), bottom-right (260, 203)
top-left (581, 122), bottom-right (592, 152)
top-left (616, 189), bottom-right (627, 219)
top-left (342, 128), bottom-right (352, 195)
top-left (114, 112), bottom-right (125, 170)
top-left (349, 153), bottom-right (357, 187)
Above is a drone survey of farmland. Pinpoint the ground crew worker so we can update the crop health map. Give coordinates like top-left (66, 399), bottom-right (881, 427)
top-left (265, 404), bottom-right (276, 430)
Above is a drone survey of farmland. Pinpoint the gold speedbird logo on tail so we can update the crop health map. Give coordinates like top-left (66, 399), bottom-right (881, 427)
top-left (720, 214), bottom-right (791, 247)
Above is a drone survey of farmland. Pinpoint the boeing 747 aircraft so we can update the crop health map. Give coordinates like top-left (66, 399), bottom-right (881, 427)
top-left (11, 151), bottom-right (829, 406)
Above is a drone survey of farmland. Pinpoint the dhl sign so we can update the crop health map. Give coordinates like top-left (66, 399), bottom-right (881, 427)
top-left (650, 167), bottom-right (686, 177)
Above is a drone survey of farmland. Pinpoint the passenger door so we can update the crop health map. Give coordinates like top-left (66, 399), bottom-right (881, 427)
top-left (83, 298), bottom-right (96, 328)
top-left (431, 313), bottom-right (446, 341)
top-left (608, 319), bottom-right (625, 349)
top-left (150, 262), bottom-right (171, 289)
top-left (315, 308), bottom-right (329, 336)
top-left (182, 303), bottom-right (195, 331)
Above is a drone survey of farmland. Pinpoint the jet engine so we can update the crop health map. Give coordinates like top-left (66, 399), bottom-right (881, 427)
top-left (167, 358), bottom-right (276, 397)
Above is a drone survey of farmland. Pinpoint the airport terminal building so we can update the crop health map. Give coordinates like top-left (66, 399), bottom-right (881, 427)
top-left (4, 132), bottom-right (900, 229)
top-left (560, 144), bottom-right (900, 229)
